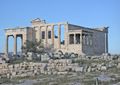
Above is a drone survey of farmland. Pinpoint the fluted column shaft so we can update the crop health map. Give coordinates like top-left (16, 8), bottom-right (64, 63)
top-left (58, 24), bottom-right (61, 48)
top-left (80, 31), bottom-right (83, 54)
top-left (51, 25), bottom-right (54, 45)
top-left (39, 26), bottom-right (41, 40)
top-left (105, 33), bottom-right (108, 53)
top-left (14, 35), bottom-right (17, 55)
top-left (5, 35), bottom-right (8, 54)
top-left (74, 34), bottom-right (76, 44)
top-left (64, 24), bottom-right (68, 50)
top-left (21, 35), bottom-right (23, 52)
top-left (45, 26), bottom-right (48, 47)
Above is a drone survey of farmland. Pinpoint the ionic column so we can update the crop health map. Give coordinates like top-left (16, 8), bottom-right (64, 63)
top-left (74, 34), bottom-right (76, 44)
top-left (20, 35), bottom-right (22, 46)
top-left (80, 31), bottom-right (83, 54)
top-left (37, 26), bottom-right (41, 41)
top-left (88, 34), bottom-right (90, 46)
top-left (105, 32), bottom-right (108, 53)
top-left (80, 33), bottom-right (82, 44)
top-left (64, 24), bottom-right (68, 49)
top-left (5, 35), bottom-right (8, 55)
top-left (88, 34), bottom-right (92, 46)
top-left (39, 26), bottom-right (41, 40)
top-left (83, 34), bottom-right (85, 45)
top-left (85, 34), bottom-right (87, 45)
top-left (58, 24), bottom-right (61, 48)
top-left (14, 35), bottom-right (17, 55)
top-left (21, 35), bottom-right (23, 52)
top-left (22, 34), bottom-right (27, 46)
top-left (86, 34), bottom-right (89, 45)
top-left (45, 26), bottom-right (48, 47)
top-left (51, 25), bottom-right (54, 45)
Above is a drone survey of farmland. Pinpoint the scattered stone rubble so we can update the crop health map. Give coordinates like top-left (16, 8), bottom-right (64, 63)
top-left (0, 53), bottom-right (120, 79)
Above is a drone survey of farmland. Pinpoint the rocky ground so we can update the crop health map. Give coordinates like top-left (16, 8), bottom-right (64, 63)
top-left (0, 52), bottom-right (120, 85)
top-left (0, 72), bottom-right (120, 85)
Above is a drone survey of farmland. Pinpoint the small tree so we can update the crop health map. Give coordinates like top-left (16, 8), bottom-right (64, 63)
top-left (21, 39), bottom-right (56, 55)
top-left (44, 44), bottom-right (56, 53)
top-left (21, 39), bottom-right (45, 54)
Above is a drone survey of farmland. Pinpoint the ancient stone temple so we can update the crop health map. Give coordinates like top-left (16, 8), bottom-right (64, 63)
top-left (5, 18), bottom-right (108, 55)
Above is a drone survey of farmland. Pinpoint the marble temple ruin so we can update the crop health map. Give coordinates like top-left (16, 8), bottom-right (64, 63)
top-left (5, 18), bottom-right (108, 55)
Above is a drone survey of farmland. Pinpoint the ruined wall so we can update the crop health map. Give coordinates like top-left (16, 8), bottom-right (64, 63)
top-left (92, 31), bottom-right (105, 55)
top-left (26, 27), bottom-right (35, 42)
top-left (5, 18), bottom-right (108, 55)
top-left (67, 24), bottom-right (107, 55)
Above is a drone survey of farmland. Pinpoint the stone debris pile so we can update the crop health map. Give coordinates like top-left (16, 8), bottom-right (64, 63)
top-left (0, 53), bottom-right (120, 79)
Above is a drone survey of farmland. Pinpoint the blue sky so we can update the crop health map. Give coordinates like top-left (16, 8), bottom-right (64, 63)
top-left (0, 0), bottom-right (120, 54)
